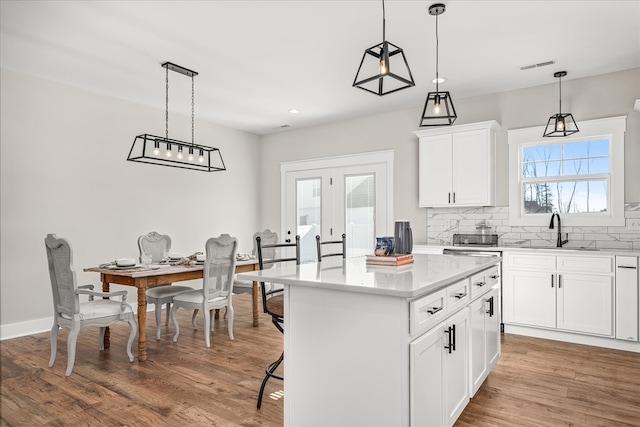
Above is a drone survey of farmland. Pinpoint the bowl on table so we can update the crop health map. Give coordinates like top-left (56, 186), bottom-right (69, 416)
top-left (169, 253), bottom-right (184, 261)
top-left (116, 258), bottom-right (136, 267)
top-left (196, 254), bottom-right (206, 262)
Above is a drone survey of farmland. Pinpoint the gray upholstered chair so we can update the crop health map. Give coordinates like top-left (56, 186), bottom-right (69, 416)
top-left (45, 234), bottom-right (137, 376)
top-left (233, 229), bottom-right (279, 295)
top-left (138, 231), bottom-right (196, 340)
top-left (171, 234), bottom-right (238, 348)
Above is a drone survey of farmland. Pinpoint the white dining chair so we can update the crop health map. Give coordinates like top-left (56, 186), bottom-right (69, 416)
top-left (233, 229), bottom-right (278, 295)
top-left (171, 234), bottom-right (238, 348)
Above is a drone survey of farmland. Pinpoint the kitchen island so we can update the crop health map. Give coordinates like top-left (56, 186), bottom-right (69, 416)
top-left (237, 253), bottom-right (502, 427)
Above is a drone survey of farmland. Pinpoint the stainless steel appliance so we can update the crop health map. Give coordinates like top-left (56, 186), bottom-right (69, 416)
top-left (394, 220), bottom-right (413, 254)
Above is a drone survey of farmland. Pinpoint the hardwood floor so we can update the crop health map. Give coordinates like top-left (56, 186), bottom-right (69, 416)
top-left (2, 294), bottom-right (640, 426)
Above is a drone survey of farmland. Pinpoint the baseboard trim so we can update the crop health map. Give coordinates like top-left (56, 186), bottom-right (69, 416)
top-left (504, 324), bottom-right (640, 353)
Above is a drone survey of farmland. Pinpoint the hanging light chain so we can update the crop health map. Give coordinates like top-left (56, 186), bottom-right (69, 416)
top-left (435, 8), bottom-right (439, 93)
top-left (191, 75), bottom-right (195, 146)
top-left (165, 65), bottom-right (169, 141)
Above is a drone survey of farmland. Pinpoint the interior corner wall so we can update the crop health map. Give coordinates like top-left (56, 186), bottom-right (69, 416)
top-left (0, 68), bottom-right (261, 335)
top-left (258, 68), bottom-right (640, 245)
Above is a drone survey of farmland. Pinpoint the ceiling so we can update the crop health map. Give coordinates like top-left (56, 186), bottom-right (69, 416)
top-left (1, 1), bottom-right (639, 135)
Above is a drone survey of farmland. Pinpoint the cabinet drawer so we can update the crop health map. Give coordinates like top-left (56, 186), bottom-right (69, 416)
top-left (506, 253), bottom-right (556, 270)
top-left (445, 279), bottom-right (470, 312)
top-left (484, 265), bottom-right (501, 287)
top-left (410, 289), bottom-right (447, 336)
top-left (557, 255), bottom-right (613, 273)
top-left (470, 270), bottom-right (492, 299)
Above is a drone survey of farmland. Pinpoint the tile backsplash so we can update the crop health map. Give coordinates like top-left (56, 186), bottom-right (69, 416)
top-left (427, 203), bottom-right (640, 250)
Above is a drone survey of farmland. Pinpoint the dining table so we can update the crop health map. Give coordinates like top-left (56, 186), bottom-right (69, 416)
top-left (84, 258), bottom-right (259, 361)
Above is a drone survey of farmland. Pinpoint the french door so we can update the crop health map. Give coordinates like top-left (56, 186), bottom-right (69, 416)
top-left (281, 152), bottom-right (393, 263)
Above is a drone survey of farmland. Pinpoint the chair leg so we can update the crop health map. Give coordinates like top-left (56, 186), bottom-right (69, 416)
top-left (203, 308), bottom-right (211, 348)
top-left (49, 323), bottom-right (58, 368)
top-left (126, 315), bottom-right (136, 362)
top-left (227, 304), bottom-right (234, 341)
top-left (66, 327), bottom-right (80, 377)
top-left (257, 351), bottom-right (284, 409)
top-left (155, 301), bottom-right (163, 340)
top-left (164, 302), bottom-right (171, 326)
top-left (98, 327), bottom-right (106, 350)
top-left (171, 305), bottom-right (180, 343)
top-left (192, 309), bottom-right (199, 331)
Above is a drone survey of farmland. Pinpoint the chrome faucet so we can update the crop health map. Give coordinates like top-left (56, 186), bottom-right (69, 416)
top-left (549, 212), bottom-right (569, 247)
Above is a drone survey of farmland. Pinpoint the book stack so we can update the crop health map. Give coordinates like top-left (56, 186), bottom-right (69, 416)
top-left (365, 253), bottom-right (414, 266)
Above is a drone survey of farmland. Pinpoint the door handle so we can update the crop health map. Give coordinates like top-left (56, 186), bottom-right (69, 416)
top-left (285, 239), bottom-right (291, 243)
top-left (486, 296), bottom-right (494, 317)
top-left (453, 192), bottom-right (456, 203)
top-left (558, 274), bottom-right (562, 288)
top-left (448, 192), bottom-right (451, 204)
top-left (444, 326), bottom-right (453, 354)
top-left (451, 324), bottom-right (456, 352)
top-left (551, 274), bottom-right (554, 288)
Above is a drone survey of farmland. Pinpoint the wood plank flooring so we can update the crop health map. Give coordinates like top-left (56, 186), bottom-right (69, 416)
top-left (2, 293), bottom-right (640, 426)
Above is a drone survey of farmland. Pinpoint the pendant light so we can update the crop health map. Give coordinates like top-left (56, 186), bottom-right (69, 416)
top-left (127, 62), bottom-right (226, 172)
top-left (543, 71), bottom-right (579, 137)
top-left (353, 0), bottom-right (415, 96)
top-left (419, 3), bottom-right (457, 127)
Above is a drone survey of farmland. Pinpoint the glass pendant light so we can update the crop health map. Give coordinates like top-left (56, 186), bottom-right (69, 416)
top-left (543, 71), bottom-right (579, 137)
top-left (353, 0), bottom-right (415, 96)
top-left (419, 3), bottom-right (457, 127)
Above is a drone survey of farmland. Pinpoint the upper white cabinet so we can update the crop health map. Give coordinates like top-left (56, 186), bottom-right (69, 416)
top-left (414, 120), bottom-right (501, 207)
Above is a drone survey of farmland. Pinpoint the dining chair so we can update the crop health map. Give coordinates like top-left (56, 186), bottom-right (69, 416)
top-left (315, 233), bottom-right (347, 261)
top-left (138, 231), bottom-right (196, 340)
top-left (233, 229), bottom-right (278, 295)
top-left (45, 234), bottom-right (137, 376)
top-left (255, 234), bottom-right (300, 409)
top-left (170, 234), bottom-right (238, 348)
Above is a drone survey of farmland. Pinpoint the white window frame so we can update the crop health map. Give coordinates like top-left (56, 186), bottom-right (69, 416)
top-left (508, 116), bottom-right (626, 227)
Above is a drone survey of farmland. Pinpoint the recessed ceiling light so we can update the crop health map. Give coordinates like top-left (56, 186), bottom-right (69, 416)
top-left (288, 109), bottom-right (300, 114)
top-left (432, 77), bottom-right (446, 84)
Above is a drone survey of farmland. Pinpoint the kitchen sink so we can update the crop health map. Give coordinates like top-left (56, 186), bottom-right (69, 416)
top-left (529, 246), bottom-right (600, 251)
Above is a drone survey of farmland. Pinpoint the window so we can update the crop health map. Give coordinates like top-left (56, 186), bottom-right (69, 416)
top-left (508, 116), bottom-right (626, 226)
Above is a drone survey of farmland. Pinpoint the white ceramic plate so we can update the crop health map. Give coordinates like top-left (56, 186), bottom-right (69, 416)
top-left (109, 264), bottom-right (142, 270)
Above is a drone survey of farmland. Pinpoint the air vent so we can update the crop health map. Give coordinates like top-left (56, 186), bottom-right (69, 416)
top-left (520, 60), bottom-right (556, 71)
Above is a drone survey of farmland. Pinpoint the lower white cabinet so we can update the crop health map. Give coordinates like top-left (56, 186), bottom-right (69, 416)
top-left (469, 286), bottom-right (500, 396)
top-left (616, 256), bottom-right (639, 341)
top-left (504, 252), bottom-right (614, 337)
top-left (411, 308), bottom-right (469, 427)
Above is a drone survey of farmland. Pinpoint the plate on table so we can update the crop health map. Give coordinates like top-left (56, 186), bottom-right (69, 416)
top-left (109, 264), bottom-right (143, 270)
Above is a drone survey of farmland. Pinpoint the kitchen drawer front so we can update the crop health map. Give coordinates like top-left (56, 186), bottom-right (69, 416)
top-left (484, 265), bottom-right (501, 287)
top-left (470, 270), bottom-right (492, 300)
top-left (557, 255), bottom-right (613, 274)
top-left (410, 289), bottom-right (447, 336)
top-left (506, 253), bottom-right (556, 270)
top-left (445, 279), bottom-right (470, 312)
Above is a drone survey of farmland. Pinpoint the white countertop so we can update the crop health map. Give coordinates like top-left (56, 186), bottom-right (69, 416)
top-left (414, 244), bottom-right (640, 256)
top-left (236, 254), bottom-right (501, 299)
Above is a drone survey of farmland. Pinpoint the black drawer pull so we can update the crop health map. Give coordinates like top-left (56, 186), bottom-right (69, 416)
top-left (425, 306), bottom-right (443, 315)
top-left (475, 281), bottom-right (486, 287)
top-left (453, 292), bottom-right (467, 299)
top-left (617, 265), bottom-right (637, 269)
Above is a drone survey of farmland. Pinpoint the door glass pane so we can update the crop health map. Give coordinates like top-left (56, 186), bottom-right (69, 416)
top-left (345, 174), bottom-right (375, 257)
top-left (297, 178), bottom-right (321, 263)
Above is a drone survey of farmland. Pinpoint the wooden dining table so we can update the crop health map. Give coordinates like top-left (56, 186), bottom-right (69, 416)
top-left (84, 259), bottom-right (259, 361)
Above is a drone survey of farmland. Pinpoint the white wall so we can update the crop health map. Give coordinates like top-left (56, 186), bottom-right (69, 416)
top-left (259, 68), bottom-right (640, 243)
top-left (0, 68), bottom-right (261, 336)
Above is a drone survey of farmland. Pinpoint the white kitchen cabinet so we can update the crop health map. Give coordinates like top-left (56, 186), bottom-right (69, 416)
top-left (411, 307), bottom-right (469, 427)
top-left (504, 252), bottom-right (614, 337)
top-left (414, 120), bottom-right (500, 208)
top-left (469, 286), bottom-right (500, 396)
top-left (616, 256), bottom-right (639, 341)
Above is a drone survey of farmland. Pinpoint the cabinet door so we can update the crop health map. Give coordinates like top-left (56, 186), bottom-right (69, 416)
top-left (557, 273), bottom-right (613, 336)
top-left (419, 134), bottom-right (453, 207)
top-left (444, 309), bottom-right (469, 427)
top-left (410, 323), bottom-right (445, 427)
top-left (504, 270), bottom-right (556, 328)
top-left (615, 256), bottom-right (639, 341)
top-left (451, 129), bottom-right (493, 206)
top-left (485, 288), bottom-right (501, 369)
top-left (469, 297), bottom-right (487, 396)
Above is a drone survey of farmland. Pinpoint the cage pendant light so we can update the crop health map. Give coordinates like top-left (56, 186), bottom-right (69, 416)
top-left (420, 3), bottom-right (457, 127)
top-left (543, 71), bottom-right (579, 137)
top-left (127, 62), bottom-right (226, 172)
top-left (353, 0), bottom-right (415, 96)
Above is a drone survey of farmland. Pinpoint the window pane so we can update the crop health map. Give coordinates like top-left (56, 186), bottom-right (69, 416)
top-left (563, 139), bottom-right (609, 159)
top-left (523, 180), bottom-right (608, 214)
top-left (297, 178), bottom-right (321, 263)
top-left (523, 160), bottom-right (562, 178)
top-left (345, 174), bottom-right (375, 257)
top-left (523, 144), bottom-right (562, 162)
top-left (563, 157), bottom-right (609, 175)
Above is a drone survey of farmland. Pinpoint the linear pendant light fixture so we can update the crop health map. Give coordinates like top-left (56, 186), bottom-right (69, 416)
top-left (353, 0), bottom-right (415, 96)
top-left (543, 71), bottom-right (579, 137)
top-left (420, 3), bottom-right (457, 127)
top-left (127, 62), bottom-right (226, 172)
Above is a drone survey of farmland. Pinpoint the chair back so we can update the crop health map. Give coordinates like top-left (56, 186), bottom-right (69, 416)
top-left (315, 233), bottom-right (346, 261)
top-left (44, 234), bottom-right (79, 318)
top-left (138, 231), bottom-right (171, 262)
top-left (252, 229), bottom-right (279, 260)
top-left (256, 234), bottom-right (300, 317)
top-left (203, 234), bottom-right (238, 301)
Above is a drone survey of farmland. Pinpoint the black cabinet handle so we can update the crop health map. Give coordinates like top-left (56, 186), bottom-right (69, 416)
top-left (426, 306), bottom-right (443, 315)
top-left (489, 275), bottom-right (500, 279)
top-left (451, 324), bottom-right (456, 352)
top-left (617, 265), bottom-right (637, 269)
top-left (448, 192), bottom-right (451, 204)
top-left (453, 192), bottom-right (456, 203)
top-left (558, 274), bottom-right (562, 288)
top-left (486, 296), bottom-right (494, 317)
top-left (475, 281), bottom-right (486, 287)
top-left (444, 326), bottom-right (453, 354)
top-left (454, 292), bottom-right (467, 299)
top-left (551, 275), bottom-right (554, 288)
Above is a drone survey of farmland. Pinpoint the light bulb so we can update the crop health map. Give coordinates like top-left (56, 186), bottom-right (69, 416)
top-left (198, 149), bottom-right (204, 163)
top-left (188, 147), bottom-right (194, 161)
top-left (433, 94), bottom-right (441, 115)
top-left (557, 117), bottom-right (565, 131)
top-left (166, 150), bottom-right (172, 157)
top-left (177, 147), bottom-right (183, 159)
top-left (379, 59), bottom-right (387, 76)
top-left (153, 148), bottom-right (160, 155)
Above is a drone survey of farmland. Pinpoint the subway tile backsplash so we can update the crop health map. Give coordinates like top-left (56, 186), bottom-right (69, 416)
top-left (427, 203), bottom-right (640, 250)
